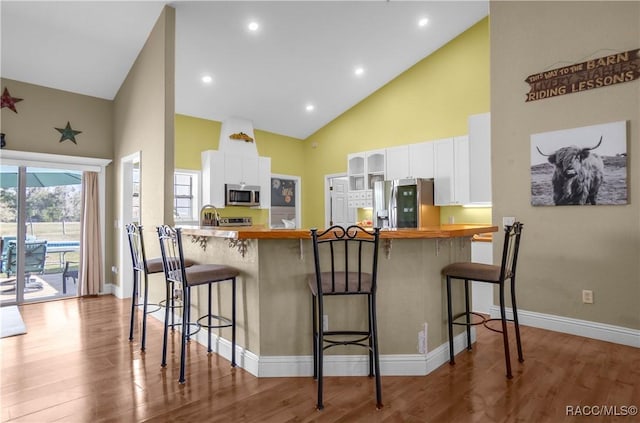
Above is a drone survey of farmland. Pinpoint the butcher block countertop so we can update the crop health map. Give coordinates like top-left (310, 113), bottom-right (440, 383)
top-left (179, 224), bottom-right (498, 240)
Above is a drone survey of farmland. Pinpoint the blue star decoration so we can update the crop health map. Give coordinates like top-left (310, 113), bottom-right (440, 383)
top-left (55, 121), bottom-right (82, 144)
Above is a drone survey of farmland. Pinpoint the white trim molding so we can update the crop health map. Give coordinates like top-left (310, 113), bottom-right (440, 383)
top-left (489, 306), bottom-right (640, 348)
top-left (144, 307), bottom-right (476, 377)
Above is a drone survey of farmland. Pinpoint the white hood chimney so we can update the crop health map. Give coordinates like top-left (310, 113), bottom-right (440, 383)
top-left (218, 117), bottom-right (258, 158)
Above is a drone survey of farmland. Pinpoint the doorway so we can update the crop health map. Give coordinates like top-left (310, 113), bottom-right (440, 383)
top-left (270, 174), bottom-right (301, 228)
top-left (118, 152), bottom-right (140, 299)
top-left (325, 173), bottom-right (354, 228)
top-left (1, 164), bottom-right (83, 305)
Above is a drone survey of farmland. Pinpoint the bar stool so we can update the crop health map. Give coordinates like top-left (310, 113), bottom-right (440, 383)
top-left (156, 224), bottom-right (239, 384)
top-left (442, 222), bottom-right (524, 378)
top-left (125, 223), bottom-right (195, 354)
top-left (308, 225), bottom-right (382, 410)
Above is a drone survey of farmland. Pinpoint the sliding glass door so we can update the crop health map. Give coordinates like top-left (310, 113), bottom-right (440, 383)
top-left (0, 165), bottom-right (82, 305)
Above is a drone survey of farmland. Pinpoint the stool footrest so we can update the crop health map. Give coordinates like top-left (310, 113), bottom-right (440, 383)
top-left (483, 317), bottom-right (515, 334)
top-left (196, 314), bottom-right (233, 329)
top-left (451, 311), bottom-right (487, 327)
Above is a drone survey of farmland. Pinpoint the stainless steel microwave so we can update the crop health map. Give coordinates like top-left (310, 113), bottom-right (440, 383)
top-left (225, 184), bottom-right (261, 207)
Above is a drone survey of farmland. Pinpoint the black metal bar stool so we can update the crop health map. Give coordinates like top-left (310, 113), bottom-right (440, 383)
top-left (157, 224), bottom-right (239, 384)
top-left (442, 222), bottom-right (524, 378)
top-left (125, 223), bottom-right (195, 354)
top-left (308, 225), bottom-right (382, 410)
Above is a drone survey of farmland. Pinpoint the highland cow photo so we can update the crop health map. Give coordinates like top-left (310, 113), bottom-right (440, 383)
top-left (530, 121), bottom-right (627, 206)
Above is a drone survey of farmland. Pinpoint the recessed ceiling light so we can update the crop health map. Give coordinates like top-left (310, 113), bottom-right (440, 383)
top-left (305, 104), bottom-right (315, 112)
top-left (418, 17), bottom-right (429, 28)
top-left (248, 21), bottom-right (259, 32)
top-left (354, 67), bottom-right (365, 77)
top-left (202, 75), bottom-right (213, 84)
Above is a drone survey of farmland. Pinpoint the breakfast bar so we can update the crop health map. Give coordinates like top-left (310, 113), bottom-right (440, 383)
top-left (174, 224), bottom-right (497, 377)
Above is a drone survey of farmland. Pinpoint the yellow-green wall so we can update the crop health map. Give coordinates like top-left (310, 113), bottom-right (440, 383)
top-left (175, 17), bottom-right (491, 228)
top-left (302, 18), bottom-right (490, 228)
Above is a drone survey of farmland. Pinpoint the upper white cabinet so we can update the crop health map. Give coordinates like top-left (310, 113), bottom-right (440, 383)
top-left (224, 154), bottom-right (259, 186)
top-left (468, 112), bottom-right (491, 204)
top-left (347, 149), bottom-right (384, 208)
top-left (385, 145), bottom-right (409, 180)
top-left (386, 142), bottom-right (434, 180)
top-left (202, 150), bottom-right (271, 209)
top-left (409, 142), bottom-right (435, 179)
top-left (202, 150), bottom-right (225, 207)
top-left (433, 136), bottom-right (469, 205)
top-left (366, 150), bottom-right (385, 190)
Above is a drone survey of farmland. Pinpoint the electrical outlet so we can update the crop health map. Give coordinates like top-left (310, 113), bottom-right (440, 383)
top-left (503, 216), bottom-right (516, 227)
top-left (323, 314), bottom-right (329, 331)
top-left (582, 290), bottom-right (594, 304)
top-left (111, 266), bottom-right (117, 274)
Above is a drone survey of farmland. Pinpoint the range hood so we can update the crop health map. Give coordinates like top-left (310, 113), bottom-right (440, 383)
top-left (218, 117), bottom-right (258, 158)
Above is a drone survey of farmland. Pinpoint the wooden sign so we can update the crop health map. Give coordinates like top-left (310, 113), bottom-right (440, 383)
top-left (525, 48), bottom-right (640, 102)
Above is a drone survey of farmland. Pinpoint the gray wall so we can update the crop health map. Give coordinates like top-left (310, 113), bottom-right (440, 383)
top-left (491, 1), bottom-right (639, 329)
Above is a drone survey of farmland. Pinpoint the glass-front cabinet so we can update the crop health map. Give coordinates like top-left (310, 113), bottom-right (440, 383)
top-left (347, 149), bottom-right (385, 208)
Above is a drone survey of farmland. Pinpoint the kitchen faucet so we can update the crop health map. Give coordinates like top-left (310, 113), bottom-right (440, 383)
top-left (200, 204), bottom-right (220, 226)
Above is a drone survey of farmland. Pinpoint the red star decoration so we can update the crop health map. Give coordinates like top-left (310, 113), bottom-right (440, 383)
top-left (1, 87), bottom-right (23, 113)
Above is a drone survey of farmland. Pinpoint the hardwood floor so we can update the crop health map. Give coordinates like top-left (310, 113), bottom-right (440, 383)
top-left (1, 296), bottom-right (638, 422)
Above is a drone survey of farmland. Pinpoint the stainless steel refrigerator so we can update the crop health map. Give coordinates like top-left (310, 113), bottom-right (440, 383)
top-left (373, 178), bottom-right (440, 228)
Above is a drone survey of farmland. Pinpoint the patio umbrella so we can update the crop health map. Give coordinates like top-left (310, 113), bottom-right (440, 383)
top-left (0, 166), bottom-right (82, 189)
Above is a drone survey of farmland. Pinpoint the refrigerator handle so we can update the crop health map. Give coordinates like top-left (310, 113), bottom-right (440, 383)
top-left (389, 184), bottom-right (397, 228)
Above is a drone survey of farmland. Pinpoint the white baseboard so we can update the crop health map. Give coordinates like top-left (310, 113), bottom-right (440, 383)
top-left (489, 306), bottom-right (640, 348)
top-left (142, 307), bottom-right (476, 377)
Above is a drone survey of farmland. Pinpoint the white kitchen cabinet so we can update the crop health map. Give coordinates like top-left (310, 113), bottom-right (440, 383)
top-left (386, 142), bottom-right (434, 180)
top-left (202, 150), bottom-right (226, 207)
top-left (433, 136), bottom-right (469, 205)
top-left (347, 153), bottom-right (365, 191)
top-left (224, 154), bottom-right (259, 186)
top-left (468, 112), bottom-right (491, 204)
top-left (202, 150), bottom-right (271, 209)
top-left (258, 156), bottom-right (271, 209)
top-left (347, 149), bottom-right (384, 208)
top-left (409, 141), bottom-right (434, 179)
top-left (366, 150), bottom-right (385, 190)
top-left (385, 145), bottom-right (409, 180)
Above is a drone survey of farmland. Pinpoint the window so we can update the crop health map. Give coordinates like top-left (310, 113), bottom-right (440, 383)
top-left (173, 169), bottom-right (200, 222)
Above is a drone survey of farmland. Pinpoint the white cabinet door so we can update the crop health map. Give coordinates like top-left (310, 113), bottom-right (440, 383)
top-left (433, 138), bottom-right (454, 205)
top-left (468, 112), bottom-right (491, 204)
top-left (454, 136), bottom-right (470, 205)
top-left (201, 150), bottom-right (225, 207)
top-left (409, 141), bottom-right (434, 179)
top-left (224, 154), bottom-right (259, 186)
top-left (258, 157), bottom-right (271, 208)
top-left (433, 136), bottom-right (469, 205)
top-left (347, 153), bottom-right (365, 191)
top-left (224, 154), bottom-right (243, 185)
top-left (385, 145), bottom-right (409, 180)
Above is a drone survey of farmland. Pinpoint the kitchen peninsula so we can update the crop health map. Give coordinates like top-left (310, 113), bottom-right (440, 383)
top-left (177, 224), bottom-right (497, 377)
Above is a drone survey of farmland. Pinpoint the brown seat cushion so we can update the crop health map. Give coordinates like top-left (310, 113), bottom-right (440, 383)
top-left (185, 263), bottom-right (239, 287)
top-left (442, 262), bottom-right (510, 282)
top-left (146, 257), bottom-right (197, 274)
top-left (307, 271), bottom-right (373, 295)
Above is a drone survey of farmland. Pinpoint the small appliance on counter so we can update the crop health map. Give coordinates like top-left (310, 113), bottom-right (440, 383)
top-left (217, 217), bottom-right (252, 227)
top-left (373, 178), bottom-right (440, 228)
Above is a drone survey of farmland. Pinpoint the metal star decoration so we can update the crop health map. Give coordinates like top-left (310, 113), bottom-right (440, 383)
top-left (1, 87), bottom-right (23, 113)
top-left (55, 121), bottom-right (82, 144)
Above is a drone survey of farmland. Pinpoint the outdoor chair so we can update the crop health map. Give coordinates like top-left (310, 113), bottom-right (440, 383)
top-left (62, 261), bottom-right (78, 294)
top-left (4, 240), bottom-right (48, 291)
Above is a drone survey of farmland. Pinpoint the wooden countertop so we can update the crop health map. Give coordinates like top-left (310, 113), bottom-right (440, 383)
top-left (179, 224), bottom-right (498, 240)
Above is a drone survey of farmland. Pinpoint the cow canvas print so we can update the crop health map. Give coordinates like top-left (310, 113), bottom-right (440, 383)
top-left (530, 121), bottom-right (627, 206)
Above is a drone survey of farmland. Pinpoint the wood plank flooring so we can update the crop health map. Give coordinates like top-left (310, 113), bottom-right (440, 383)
top-left (1, 296), bottom-right (638, 422)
